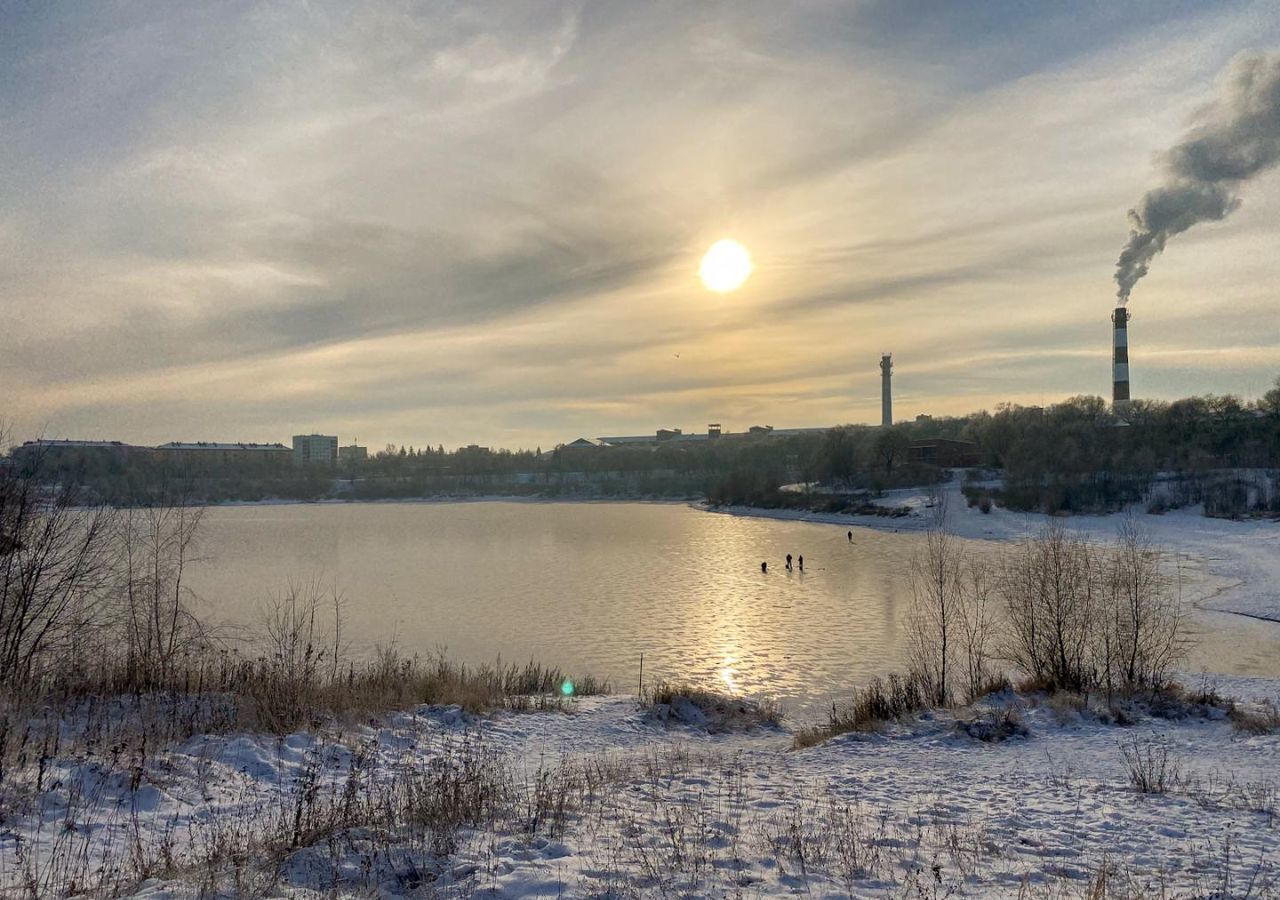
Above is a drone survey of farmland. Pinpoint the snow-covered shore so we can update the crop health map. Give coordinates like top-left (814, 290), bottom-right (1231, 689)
top-left (5, 688), bottom-right (1278, 898)
top-left (704, 478), bottom-right (1280, 625)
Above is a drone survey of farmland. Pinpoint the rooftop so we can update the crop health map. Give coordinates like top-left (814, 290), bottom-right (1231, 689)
top-left (157, 442), bottom-right (289, 452)
top-left (19, 439), bottom-right (137, 450)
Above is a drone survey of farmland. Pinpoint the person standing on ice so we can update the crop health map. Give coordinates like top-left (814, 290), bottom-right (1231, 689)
top-left (785, 553), bottom-right (793, 571)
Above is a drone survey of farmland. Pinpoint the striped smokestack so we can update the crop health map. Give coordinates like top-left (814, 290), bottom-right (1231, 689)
top-left (1112, 307), bottom-right (1130, 406)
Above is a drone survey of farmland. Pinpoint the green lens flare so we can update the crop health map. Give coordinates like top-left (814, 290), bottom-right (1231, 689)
top-left (561, 679), bottom-right (575, 696)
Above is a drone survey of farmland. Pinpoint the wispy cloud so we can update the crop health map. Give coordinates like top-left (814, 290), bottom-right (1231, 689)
top-left (2, 1), bottom-right (1279, 448)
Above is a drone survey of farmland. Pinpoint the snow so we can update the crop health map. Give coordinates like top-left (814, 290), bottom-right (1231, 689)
top-left (3, 688), bottom-right (1278, 898)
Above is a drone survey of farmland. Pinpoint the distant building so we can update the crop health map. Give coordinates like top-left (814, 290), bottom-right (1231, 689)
top-left (907, 438), bottom-right (981, 468)
top-left (293, 434), bottom-right (338, 465)
top-left (157, 441), bottom-right (291, 464)
top-left (596, 434), bottom-right (665, 447)
top-left (587, 424), bottom-right (831, 449)
top-left (338, 444), bottom-right (368, 462)
top-left (13, 439), bottom-right (143, 462)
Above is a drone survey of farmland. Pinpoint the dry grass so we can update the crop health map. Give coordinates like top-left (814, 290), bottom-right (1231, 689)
top-left (955, 705), bottom-right (1027, 742)
top-left (794, 672), bottom-right (928, 748)
top-left (1230, 701), bottom-right (1280, 736)
top-left (0, 646), bottom-right (608, 833)
top-left (1119, 737), bottom-right (1182, 794)
top-left (640, 682), bottom-right (782, 731)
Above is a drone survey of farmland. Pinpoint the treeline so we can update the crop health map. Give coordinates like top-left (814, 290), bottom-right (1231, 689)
top-left (964, 390), bottom-right (1280, 514)
top-left (6, 377), bottom-right (1279, 511)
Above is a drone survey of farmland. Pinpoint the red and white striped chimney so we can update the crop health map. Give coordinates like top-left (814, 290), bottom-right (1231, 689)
top-left (1112, 307), bottom-right (1130, 406)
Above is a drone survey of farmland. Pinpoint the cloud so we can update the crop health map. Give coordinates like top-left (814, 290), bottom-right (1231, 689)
top-left (2, 1), bottom-right (1280, 448)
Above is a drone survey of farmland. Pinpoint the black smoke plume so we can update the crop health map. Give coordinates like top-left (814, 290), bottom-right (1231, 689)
top-left (1116, 51), bottom-right (1280, 303)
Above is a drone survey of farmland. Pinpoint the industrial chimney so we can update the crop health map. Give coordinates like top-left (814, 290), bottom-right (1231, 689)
top-left (1111, 308), bottom-right (1130, 406)
top-left (880, 353), bottom-right (893, 426)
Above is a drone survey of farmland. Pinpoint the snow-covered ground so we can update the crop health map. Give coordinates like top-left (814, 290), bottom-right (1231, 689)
top-left (3, 688), bottom-right (1277, 898)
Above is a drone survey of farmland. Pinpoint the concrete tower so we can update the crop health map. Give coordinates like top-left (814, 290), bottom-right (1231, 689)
top-left (1112, 307), bottom-right (1130, 406)
top-left (880, 353), bottom-right (893, 426)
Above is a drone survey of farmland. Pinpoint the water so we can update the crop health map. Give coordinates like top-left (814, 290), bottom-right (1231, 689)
top-left (186, 501), bottom-right (1280, 718)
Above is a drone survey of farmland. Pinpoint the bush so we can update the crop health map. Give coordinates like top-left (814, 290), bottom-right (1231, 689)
top-left (1228, 702), bottom-right (1280, 735)
top-left (1000, 522), bottom-right (1189, 697)
top-left (1119, 737), bottom-right (1181, 794)
top-left (794, 673), bottom-right (927, 747)
top-left (956, 706), bottom-right (1026, 742)
top-left (641, 682), bottom-right (780, 731)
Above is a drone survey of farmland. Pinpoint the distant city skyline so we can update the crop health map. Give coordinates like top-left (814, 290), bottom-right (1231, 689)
top-left (3, 2), bottom-right (1280, 451)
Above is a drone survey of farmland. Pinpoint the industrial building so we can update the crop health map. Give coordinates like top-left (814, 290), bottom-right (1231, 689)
top-left (293, 434), bottom-right (338, 465)
top-left (573, 424), bottom-right (830, 449)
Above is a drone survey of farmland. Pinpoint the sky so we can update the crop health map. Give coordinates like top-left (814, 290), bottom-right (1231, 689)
top-left (2, 0), bottom-right (1279, 451)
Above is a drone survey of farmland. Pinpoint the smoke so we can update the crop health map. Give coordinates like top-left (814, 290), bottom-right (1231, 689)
top-left (1115, 51), bottom-right (1280, 303)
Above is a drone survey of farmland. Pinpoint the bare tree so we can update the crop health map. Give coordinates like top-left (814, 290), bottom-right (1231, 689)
top-left (957, 558), bottom-right (998, 701)
top-left (999, 524), bottom-right (1097, 692)
top-left (0, 442), bottom-right (119, 689)
top-left (251, 580), bottom-right (347, 730)
top-left (907, 528), bottom-right (964, 706)
top-left (116, 494), bottom-right (207, 688)
top-left (1102, 517), bottom-right (1188, 691)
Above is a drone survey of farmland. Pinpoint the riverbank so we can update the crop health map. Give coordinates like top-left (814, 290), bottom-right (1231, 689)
top-left (5, 682), bottom-right (1277, 898)
top-left (704, 478), bottom-right (1280, 625)
top-left (213, 494), bottom-right (694, 508)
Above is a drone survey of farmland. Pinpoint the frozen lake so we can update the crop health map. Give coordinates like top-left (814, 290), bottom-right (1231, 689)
top-left (187, 501), bottom-right (1280, 717)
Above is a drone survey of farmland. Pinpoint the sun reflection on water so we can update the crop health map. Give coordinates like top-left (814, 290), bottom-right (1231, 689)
top-left (719, 662), bottom-right (739, 693)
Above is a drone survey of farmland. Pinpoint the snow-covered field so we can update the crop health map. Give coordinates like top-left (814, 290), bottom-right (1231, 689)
top-left (3, 688), bottom-right (1277, 898)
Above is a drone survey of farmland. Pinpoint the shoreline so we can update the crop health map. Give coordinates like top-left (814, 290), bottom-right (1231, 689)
top-left (209, 494), bottom-right (696, 508)
top-left (703, 484), bottom-right (1280, 629)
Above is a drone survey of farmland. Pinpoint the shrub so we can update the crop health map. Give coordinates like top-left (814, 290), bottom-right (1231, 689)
top-left (1046, 691), bottom-right (1088, 722)
top-left (794, 673), bottom-right (927, 748)
top-left (641, 682), bottom-right (781, 731)
top-left (1119, 737), bottom-right (1181, 794)
top-left (1228, 702), bottom-right (1280, 735)
top-left (956, 706), bottom-right (1026, 742)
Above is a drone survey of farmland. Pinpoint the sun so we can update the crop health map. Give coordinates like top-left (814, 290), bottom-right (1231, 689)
top-left (699, 239), bottom-right (753, 293)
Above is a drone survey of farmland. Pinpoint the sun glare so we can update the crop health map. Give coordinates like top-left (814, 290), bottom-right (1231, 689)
top-left (699, 239), bottom-right (753, 293)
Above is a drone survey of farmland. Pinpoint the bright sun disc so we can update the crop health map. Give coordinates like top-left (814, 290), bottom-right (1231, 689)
top-left (699, 239), bottom-right (753, 293)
